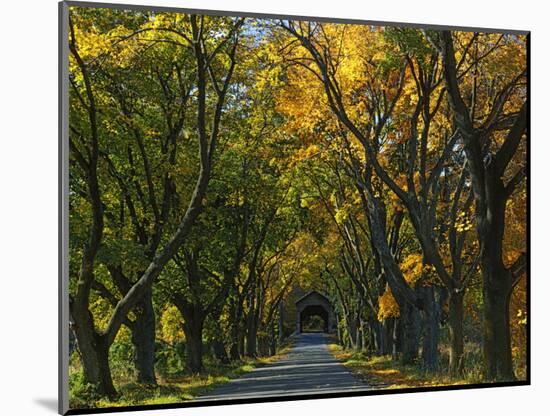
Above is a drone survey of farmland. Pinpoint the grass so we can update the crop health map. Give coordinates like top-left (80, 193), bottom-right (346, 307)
top-left (96, 361), bottom-right (255, 407)
top-left (327, 343), bottom-right (485, 389)
top-left (70, 341), bottom-right (294, 409)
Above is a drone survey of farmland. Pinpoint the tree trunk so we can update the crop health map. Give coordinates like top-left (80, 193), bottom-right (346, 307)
top-left (278, 302), bottom-right (285, 342)
top-left (229, 339), bottom-right (240, 361)
top-left (229, 291), bottom-right (244, 360)
top-left (362, 322), bottom-right (369, 353)
top-left (482, 265), bottom-right (514, 380)
top-left (420, 286), bottom-right (439, 372)
top-left (270, 321), bottom-right (277, 356)
top-left (479, 180), bottom-right (515, 381)
top-left (400, 303), bottom-right (420, 364)
top-left (369, 324), bottom-right (377, 354)
top-left (211, 317), bottom-right (229, 364)
top-left (369, 320), bottom-right (379, 354)
top-left (229, 320), bottom-right (242, 360)
top-left (364, 190), bottom-right (422, 361)
top-left (95, 337), bottom-right (116, 397)
top-left (212, 338), bottom-right (230, 363)
top-left (183, 317), bottom-right (204, 374)
top-left (131, 289), bottom-right (156, 384)
top-left (206, 305), bottom-right (229, 364)
top-left (72, 303), bottom-right (117, 397)
top-left (347, 315), bottom-right (357, 350)
top-left (374, 320), bottom-right (384, 355)
top-left (245, 310), bottom-right (257, 357)
top-left (392, 318), bottom-right (400, 361)
top-left (336, 314), bottom-right (343, 345)
top-left (448, 290), bottom-right (465, 376)
top-left (355, 319), bottom-right (363, 351)
top-left (379, 319), bottom-right (391, 355)
top-left (78, 334), bottom-right (115, 397)
top-left (238, 331), bottom-right (246, 357)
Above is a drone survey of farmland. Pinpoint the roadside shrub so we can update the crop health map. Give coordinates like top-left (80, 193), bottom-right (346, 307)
top-left (156, 341), bottom-right (185, 378)
top-left (69, 371), bottom-right (101, 409)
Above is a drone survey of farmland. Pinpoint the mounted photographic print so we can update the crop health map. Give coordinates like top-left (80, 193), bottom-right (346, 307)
top-left (59, 1), bottom-right (529, 414)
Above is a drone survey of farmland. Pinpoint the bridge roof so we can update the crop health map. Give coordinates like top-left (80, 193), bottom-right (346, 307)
top-left (295, 290), bottom-right (331, 305)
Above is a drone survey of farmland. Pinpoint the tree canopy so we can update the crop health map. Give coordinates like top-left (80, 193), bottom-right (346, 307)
top-left (67, 6), bottom-right (527, 408)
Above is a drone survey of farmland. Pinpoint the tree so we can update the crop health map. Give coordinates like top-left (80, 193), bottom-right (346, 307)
top-left (69, 8), bottom-right (243, 395)
top-left (427, 30), bottom-right (527, 380)
top-left (277, 21), bottom-right (427, 364)
top-left (67, 11), bottom-right (528, 404)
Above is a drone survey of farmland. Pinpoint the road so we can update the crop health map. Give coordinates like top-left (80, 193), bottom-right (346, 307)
top-left (196, 332), bottom-right (369, 401)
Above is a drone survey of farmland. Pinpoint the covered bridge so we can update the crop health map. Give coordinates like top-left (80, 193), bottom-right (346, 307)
top-left (295, 290), bottom-right (336, 333)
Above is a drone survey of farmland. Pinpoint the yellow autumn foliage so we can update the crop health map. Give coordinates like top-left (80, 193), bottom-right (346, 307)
top-left (400, 253), bottom-right (424, 286)
top-left (378, 287), bottom-right (400, 321)
top-left (158, 305), bottom-right (185, 345)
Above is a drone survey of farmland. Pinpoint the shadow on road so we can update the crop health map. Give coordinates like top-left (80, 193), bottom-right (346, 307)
top-left (197, 333), bottom-right (369, 401)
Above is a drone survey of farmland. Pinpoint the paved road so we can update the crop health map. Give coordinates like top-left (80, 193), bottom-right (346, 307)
top-left (196, 333), bottom-right (369, 401)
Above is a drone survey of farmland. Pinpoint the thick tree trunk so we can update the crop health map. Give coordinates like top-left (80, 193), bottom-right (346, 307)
top-left (183, 318), bottom-right (204, 373)
top-left (131, 290), bottom-right (156, 384)
top-left (482, 265), bottom-right (514, 380)
top-left (420, 286), bottom-right (439, 372)
top-left (72, 304), bottom-right (117, 397)
top-left (77, 333), bottom-right (115, 397)
top-left (448, 290), bottom-right (465, 376)
top-left (479, 180), bottom-right (515, 381)
top-left (95, 338), bottom-right (116, 397)
top-left (400, 303), bottom-right (420, 364)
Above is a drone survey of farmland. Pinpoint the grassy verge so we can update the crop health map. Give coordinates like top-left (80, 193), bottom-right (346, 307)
top-left (71, 341), bottom-right (294, 409)
top-left (327, 343), bottom-right (482, 389)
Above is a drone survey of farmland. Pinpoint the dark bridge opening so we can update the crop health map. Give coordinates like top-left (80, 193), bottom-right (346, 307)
top-left (300, 305), bottom-right (329, 333)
